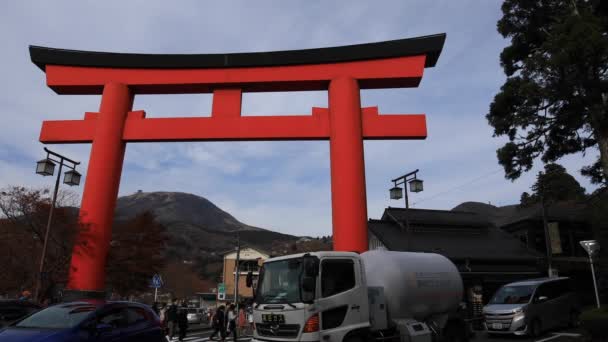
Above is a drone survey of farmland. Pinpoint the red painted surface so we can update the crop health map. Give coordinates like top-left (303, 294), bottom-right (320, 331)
top-left (67, 83), bottom-right (133, 291)
top-left (35, 54), bottom-right (433, 293)
top-left (44, 55), bottom-right (426, 94)
top-left (39, 108), bottom-right (426, 143)
top-left (212, 89), bottom-right (242, 118)
top-left (328, 78), bottom-right (368, 253)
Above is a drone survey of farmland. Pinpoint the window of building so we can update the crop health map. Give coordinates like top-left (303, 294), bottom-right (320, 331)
top-left (238, 260), bottom-right (260, 273)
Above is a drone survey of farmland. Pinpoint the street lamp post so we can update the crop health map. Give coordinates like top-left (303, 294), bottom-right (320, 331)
top-left (389, 170), bottom-right (423, 251)
top-left (389, 169), bottom-right (423, 209)
top-left (234, 230), bottom-right (241, 314)
top-left (580, 240), bottom-right (601, 309)
top-left (34, 147), bottom-right (80, 302)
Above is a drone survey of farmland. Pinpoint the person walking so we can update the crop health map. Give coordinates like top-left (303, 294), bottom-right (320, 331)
top-left (226, 304), bottom-right (237, 341)
top-left (238, 305), bottom-right (247, 336)
top-left (167, 300), bottom-right (179, 340)
top-left (159, 303), bottom-right (168, 336)
top-left (209, 305), bottom-right (226, 341)
top-left (177, 302), bottom-right (189, 341)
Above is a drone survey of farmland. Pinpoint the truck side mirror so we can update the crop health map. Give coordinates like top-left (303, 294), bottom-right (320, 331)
top-left (246, 271), bottom-right (253, 288)
top-left (301, 277), bottom-right (315, 304)
top-left (302, 277), bottom-right (315, 292)
top-left (303, 256), bottom-right (319, 277)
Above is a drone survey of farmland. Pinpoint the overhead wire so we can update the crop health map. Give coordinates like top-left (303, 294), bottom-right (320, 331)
top-left (411, 168), bottom-right (504, 207)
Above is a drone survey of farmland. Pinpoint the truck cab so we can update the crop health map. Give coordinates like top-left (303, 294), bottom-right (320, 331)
top-left (251, 252), bottom-right (369, 342)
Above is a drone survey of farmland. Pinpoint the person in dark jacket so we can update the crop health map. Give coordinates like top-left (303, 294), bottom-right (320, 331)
top-left (167, 300), bottom-right (179, 340)
top-left (209, 305), bottom-right (226, 341)
top-left (177, 303), bottom-right (189, 341)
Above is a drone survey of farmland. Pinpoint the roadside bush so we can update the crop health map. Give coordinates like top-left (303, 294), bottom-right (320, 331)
top-left (581, 307), bottom-right (608, 341)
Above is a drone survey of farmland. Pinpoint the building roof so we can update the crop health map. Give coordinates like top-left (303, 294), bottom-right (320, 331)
top-left (499, 201), bottom-right (588, 229)
top-left (382, 207), bottom-right (490, 228)
top-left (30, 34), bottom-right (445, 71)
top-left (370, 208), bottom-right (543, 261)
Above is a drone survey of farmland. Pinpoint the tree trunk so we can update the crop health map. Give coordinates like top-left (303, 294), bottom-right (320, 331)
top-left (599, 132), bottom-right (608, 182)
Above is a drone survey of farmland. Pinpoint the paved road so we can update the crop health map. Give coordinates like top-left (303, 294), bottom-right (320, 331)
top-left (174, 328), bottom-right (587, 342)
top-left (170, 330), bottom-right (252, 342)
top-left (472, 327), bottom-right (586, 342)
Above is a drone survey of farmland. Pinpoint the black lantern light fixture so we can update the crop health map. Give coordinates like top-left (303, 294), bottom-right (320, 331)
top-left (390, 169), bottom-right (423, 209)
top-left (409, 178), bottom-right (424, 193)
top-left (36, 159), bottom-right (56, 176)
top-left (389, 186), bottom-right (403, 200)
top-left (63, 169), bottom-right (81, 186)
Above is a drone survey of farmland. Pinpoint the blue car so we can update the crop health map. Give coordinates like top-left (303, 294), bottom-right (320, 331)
top-left (0, 300), bottom-right (165, 341)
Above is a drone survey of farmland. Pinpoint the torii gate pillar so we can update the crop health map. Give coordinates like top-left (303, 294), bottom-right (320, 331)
top-left (69, 83), bottom-right (132, 294)
top-left (329, 77), bottom-right (367, 252)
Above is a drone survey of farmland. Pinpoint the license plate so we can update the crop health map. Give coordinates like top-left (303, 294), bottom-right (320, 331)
top-left (262, 314), bottom-right (285, 323)
top-left (492, 323), bottom-right (503, 330)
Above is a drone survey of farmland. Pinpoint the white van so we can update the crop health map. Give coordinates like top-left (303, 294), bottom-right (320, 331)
top-left (483, 277), bottom-right (580, 337)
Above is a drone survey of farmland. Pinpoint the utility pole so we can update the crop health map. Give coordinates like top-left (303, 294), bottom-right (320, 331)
top-left (539, 172), bottom-right (553, 277)
top-left (234, 230), bottom-right (241, 313)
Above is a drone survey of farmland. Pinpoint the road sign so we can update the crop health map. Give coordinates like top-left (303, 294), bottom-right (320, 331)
top-left (218, 283), bottom-right (225, 294)
top-left (151, 274), bottom-right (163, 288)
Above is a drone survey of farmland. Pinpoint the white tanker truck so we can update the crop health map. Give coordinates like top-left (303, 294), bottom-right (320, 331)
top-left (245, 250), bottom-right (468, 342)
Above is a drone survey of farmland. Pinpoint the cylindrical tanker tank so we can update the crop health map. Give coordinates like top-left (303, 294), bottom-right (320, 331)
top-left (361, 250), bottom-right (463, 321)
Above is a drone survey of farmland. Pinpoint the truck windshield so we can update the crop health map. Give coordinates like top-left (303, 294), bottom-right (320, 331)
top-left (489, 285), bottom-right (535, 304)
top-left (257, 258), bottom-right (303, 304)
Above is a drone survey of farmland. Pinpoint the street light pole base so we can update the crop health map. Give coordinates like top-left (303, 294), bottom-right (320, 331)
top-left (61, 289), bottom-right (106, 302)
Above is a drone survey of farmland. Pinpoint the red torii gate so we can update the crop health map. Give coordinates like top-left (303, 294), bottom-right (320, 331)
top-left (30, 34), bottom-right (445, 299)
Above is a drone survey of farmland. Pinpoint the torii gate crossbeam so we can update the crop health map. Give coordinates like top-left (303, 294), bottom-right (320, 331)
top-left (30, 33), bottom-right (445, 299)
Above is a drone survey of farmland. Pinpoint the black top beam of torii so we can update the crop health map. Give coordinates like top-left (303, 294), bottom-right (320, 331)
top-left (29, 33), bottom-right (445, 71)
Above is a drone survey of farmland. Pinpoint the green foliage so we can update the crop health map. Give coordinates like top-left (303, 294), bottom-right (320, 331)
top-left (488, 0), bottom-right (608, 183)
top-left (519, 163), bottom-right (586, 206)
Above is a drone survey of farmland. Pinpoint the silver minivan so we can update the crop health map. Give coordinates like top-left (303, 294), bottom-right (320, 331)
top-left (483, 277), bottom-right (580, 336)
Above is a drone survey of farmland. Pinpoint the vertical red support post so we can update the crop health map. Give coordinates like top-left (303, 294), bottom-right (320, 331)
top-left (329, 77), bottom-right (368, 252)
top-left (66, 83), bottom-right (133, 297)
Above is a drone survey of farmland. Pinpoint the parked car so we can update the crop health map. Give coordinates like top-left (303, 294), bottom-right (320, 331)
top-left (186, 308), bottom-right (205, 324)
top-left (0, 300), bottom-right (165, 341)
top-left (0, 300), bottom-right (41, 328)
top-left (483, 277), bottom-right (580, 337)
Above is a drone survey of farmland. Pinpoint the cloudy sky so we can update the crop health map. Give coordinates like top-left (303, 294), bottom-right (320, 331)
top-left (0, 1), bottom-right (600, 237)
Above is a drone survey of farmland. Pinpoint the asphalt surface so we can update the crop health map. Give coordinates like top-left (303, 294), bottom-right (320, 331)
top-left (176, 326), bottom-right (587, 342)
top-left (169, 329), bottom-right (252, 342)
top-left (472, 327), bottom-right (586, 342)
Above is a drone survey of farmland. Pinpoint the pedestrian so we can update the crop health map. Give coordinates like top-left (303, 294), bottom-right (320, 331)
top-left (238, 304), bottom-right (247, 336)
top-left (178, 302), bottom-right (189, 341)
top-left (19, 290), bottom-right (31, 301)
top-left (247, 308), bottom-right (254, 336)
top-left (226, 304), bottom-right (237, 341)
top-left (159, 303), bottom-right (168, 336)
top-left (209, 305), bottom-right (226, 341)
top-left (167, 300), bottom-right (179, 340)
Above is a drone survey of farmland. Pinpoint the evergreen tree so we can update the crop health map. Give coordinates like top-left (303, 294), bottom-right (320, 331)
top-left (487, 0), bottom-right (608, 184)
